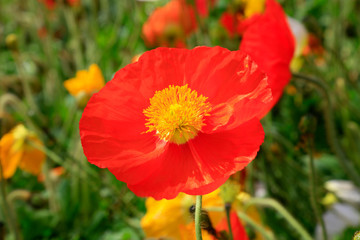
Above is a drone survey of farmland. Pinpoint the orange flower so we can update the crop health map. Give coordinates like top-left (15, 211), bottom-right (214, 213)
top-left (63, 64), bottom-right (105, 97)
top-left (142, 0), bottom-right (197, 47)
top-left (0, 125), bottom-right (45, 179)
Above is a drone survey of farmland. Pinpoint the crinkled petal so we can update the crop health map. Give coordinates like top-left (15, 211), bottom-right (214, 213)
top-left (185, 47), bottom-right (268, 105)
top-left (80, 62), bottom-right (161, 184)
top-left (203, 73), bottom-right (271, 133)
top-left (136, 47), bottom-right (188, 99)
top-left (80, 49), bottom-right (189, 184)
top-left (240, 0), bottom-right (295, 117)
top-left (127, 119), bottom-right (264, 199)
top-left (183, 47), bottom-right (272, 132)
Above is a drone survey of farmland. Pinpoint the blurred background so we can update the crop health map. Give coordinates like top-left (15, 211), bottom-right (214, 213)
top-left (1, 0), bottom-right (360, 239)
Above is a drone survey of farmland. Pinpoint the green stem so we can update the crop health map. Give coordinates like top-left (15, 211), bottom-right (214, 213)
top-left (293, 73), bottom-right (360, 186)
top-left (225, 203), bottom-right (234, 240)
top-left (195, 195), bottom-right (203, 240)
top-left (27, 139), bottom-right (98, 181)
top-left (189, 0), bottom-right (209, 46)
top-left (0, 160), bottom-right (22, 240)
top-left (42, 161), bottom-right (60, 213)
top-left (307, 140), bottom-right (327, 240)
top-left (0, 93), bottom-right (42, 138)
top-left (244, 198), bottom-right (312, 240)
top-left (63, 7), bottom-right (84, 69)
top-left (12, 53), bottom-right (45, 124)
top-left (236, 211), bottom-right (274, 240)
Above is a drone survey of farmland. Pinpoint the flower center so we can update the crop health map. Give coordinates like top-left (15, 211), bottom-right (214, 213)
top-left (143, 85), bottom-right (212, 144)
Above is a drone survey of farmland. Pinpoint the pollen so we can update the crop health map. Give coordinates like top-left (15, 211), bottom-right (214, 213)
top-left (143, 85), bottom-right (212, 144)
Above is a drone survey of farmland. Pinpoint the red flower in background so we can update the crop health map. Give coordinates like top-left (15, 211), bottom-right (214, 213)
top-left (220, 12), bottom-right (242, 37)
top-left (80, 46), bottom-right (271, 200)
top-left (67, 0), bottom-right (80, 6)
top-left (196, 0), bottom-right (216, 17)
top-left (142, 0), bottom-right (197, 47)
top-left (303, 34), bottom-right (325, 57)
top-left (220, 0), bottom-right (265, 37)
top-left (40, 0), bottom-right (80, 10)
top-left (240, 0), bottom-right (295, 117)
top-left (42, 0), bottom-right (56, 10)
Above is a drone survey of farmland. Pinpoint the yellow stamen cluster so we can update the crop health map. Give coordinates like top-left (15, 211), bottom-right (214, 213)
top-left (143, 85), bottom-right (212, 144)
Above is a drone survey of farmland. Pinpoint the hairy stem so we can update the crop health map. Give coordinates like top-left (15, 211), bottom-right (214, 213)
top-left (307, 139), bottom-right (327, 240)
top-left (293, 72), bottom-right (360, 186)
top-left (225, 203), bottom-right (234, 240)
top-left (236, 211), bottom-right (275, 240)
top-left (195, 195), bottom-right (203, 240)
top-left (0, 161), bottom-right (22, 240)
top-left (244, 198), bottom-right (312, 240)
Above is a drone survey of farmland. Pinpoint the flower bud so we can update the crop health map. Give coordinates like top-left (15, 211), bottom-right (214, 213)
top-left (5, 34), bottom-right (18, 51)
top-left (75, 91), bottom-right (91, 109)
top-left (220, 179), bottom-right (241, 204)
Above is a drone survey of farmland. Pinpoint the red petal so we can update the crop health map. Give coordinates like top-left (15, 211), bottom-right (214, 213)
top-left (136, 47), bottom-right (188, 99)
top-left (216, 211), bottom-right (249, 240)
top-left (240, 0), bottom-right (295, 117)
top-left (202, 74), bottom-right (271, 133)
top-left (183, 175), bottom-right (229, 195)
top-left (127, 119), bottom-right (264, 199)
top-left (185, 47), bottom-right (269, 105)
top-left (183, 47), bottom-right (272, 132)
top-left (80, 62), bottom-right (163, 184)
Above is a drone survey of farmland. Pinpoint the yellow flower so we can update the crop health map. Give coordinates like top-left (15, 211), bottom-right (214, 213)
top-left (141, 190), bottom-right (223, 240)
top-left (243, 0), bottom-right (265, 18)
top-left (0, 125), bottom-right (45, 179)
top-left (141, 185), bottom-right (269, 240)
top-left (64, 64), bottom-right (105, 97)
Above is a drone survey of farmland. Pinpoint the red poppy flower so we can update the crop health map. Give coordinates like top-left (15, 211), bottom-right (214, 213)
top-left (196, 0), bottom-right (216, 17)
top-left (215, 212), bottom-right (249, 240)
top-left (220, 12), bottom-right (248, 37)
top-left (142, 0), bottom-right (197, 47)
top-left (79, 46), bottom-right (271, 200)
top-left (240, 0), bottom-right (295, 117)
